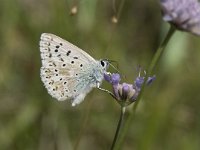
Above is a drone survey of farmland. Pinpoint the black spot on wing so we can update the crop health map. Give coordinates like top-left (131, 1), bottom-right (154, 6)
top-left (66, 50), bottom-right (71, 56)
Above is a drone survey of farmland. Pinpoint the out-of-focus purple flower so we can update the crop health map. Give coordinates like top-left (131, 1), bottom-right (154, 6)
top-left (160, 0), bottom-right (200, 36)
top-left (104, 72), bottom-right (155, 106)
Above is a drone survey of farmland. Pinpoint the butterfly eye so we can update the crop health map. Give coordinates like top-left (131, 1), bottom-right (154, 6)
top-left (100, 60), bottom-right (105, 67)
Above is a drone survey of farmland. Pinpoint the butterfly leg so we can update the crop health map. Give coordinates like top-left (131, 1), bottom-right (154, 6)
top-left (96, 83), bottom-right (116, 98)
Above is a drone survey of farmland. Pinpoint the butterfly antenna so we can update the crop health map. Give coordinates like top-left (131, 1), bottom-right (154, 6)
top-left (106, 59), bottom-right (126, 80)
top-left (136, 64), bottom-right (143, 77)
top-left (106, 59), bottom-right (120, 73)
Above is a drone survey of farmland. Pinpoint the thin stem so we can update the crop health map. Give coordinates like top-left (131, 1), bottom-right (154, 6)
top-left (148, 25), bottom-right (176, 75)
top-left (115, 25), bottom-right (176, 149)
top-left (133, 25), bottom-right (176, 112)
top-left (110, 106), bottom-right (126, 150)
top-left (111, 0), bottom-right (126, 21)
top-left (117, 0), bottom-right (126, 20)
top-left (112, 0), bottom-right (117, 14)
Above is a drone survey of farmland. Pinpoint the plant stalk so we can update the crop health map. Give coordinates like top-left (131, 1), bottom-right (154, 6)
top-left (115, 25), bottom-right (176, 149)
top-left (110, 106), bottom-right (126, 150)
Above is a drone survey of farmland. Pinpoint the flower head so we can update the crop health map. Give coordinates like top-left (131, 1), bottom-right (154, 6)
top-left (160, 0), bottom-right (200, 36)
top-left (104, 72), bottom-right (155, 106)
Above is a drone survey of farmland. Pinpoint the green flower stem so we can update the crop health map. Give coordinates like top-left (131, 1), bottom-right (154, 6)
top-left (116, 0), bottom-right (126, 19)
top-left (115, 25), bottom-right (176, 149)
top-left (110, 106), bottom-right (126, 150)
top-left (134, 25), bottom-right (176, 111)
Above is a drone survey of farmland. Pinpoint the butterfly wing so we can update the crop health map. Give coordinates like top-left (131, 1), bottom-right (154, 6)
top-left (40, 33), bottom-right (98, 105)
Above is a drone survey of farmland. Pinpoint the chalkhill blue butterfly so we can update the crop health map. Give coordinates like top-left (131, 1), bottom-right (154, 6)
top-left (40, 33), bottom-right (109, 106)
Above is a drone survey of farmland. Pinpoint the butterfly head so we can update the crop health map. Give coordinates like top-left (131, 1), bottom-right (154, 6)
top-left (99, 59), bottom-right (109, 70)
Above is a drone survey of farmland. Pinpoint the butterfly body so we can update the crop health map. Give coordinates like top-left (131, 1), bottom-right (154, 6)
top-left (40, 33), bottom-right (108, 106)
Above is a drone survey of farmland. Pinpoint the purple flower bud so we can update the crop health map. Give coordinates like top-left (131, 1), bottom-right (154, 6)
top-left (104, 72), bottom-right (121, 85)
top-left (111, 73), bottom-right (121, 85)
top-left (123, 83), bottom-right (136, 100)
top-left (147, 75), bottom-right (156, 85)
top-left (134, 75), bottom-right (156, 89)
top-left (160, 0), bottom-right (200, 36)
top-left (113, 84), bottom-right (121, 100)
top-left (114, 83), bottom-right (136, 104)
top-left (134, 77), bottom-right (144, 88)
top-left (121, 83), bottom-right (130, 100)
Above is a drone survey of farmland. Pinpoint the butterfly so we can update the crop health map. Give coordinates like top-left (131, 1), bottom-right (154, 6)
top-left (39, 33), bottom-right (109, 106)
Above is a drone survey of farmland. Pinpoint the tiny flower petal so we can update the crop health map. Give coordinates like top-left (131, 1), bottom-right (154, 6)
top-left (116, 84), bottom-right (123, 100)
top-left (134, 75), bottom-right (156, 88)
top-left (124, 83), bottom-right (136, 100)
top-left (121, 83), bottom-right (130, 100)
top-left (134, 77), bottom-right (144, 88)
top-left (111, 73), bottom-right (121, 85)
top-left (147, 75), bottom-right (156, 85)
top-left (113, 84), bottom-right (121, 100)
top-left (104, 72), bottom-right (121, 85)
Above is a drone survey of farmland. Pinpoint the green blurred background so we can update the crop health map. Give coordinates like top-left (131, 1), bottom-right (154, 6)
top-left (1, 0), bottom-right (200, 150)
